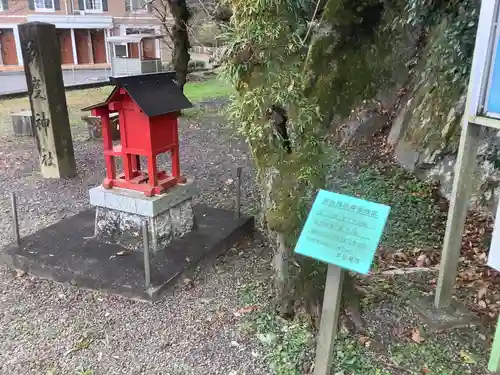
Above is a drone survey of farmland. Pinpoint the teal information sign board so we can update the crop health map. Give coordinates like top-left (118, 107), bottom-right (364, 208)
top-left (294, 190), bottom-right (391, 274)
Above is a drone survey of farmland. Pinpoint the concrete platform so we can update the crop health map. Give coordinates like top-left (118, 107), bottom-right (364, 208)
top-left (0, 205), bottom-right (253, 301)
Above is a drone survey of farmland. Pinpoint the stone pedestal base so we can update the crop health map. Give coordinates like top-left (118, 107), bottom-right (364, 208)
top-left (89, 180), bottom-right (196, 252)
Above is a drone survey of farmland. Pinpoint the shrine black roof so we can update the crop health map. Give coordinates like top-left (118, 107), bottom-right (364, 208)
top-left (82, 72), bottom-right (193, 117)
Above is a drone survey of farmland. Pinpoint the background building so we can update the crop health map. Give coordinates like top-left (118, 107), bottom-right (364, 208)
top-left (0, 0), bottom-right (170, 71)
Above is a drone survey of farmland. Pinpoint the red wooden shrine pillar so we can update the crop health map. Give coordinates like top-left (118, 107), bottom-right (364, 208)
top-left (111, 99), bottom-right (134, 182)
top-left (93, 107), bottom-right (116, 187)
top-left (172, 121), bottom-right (185, 183)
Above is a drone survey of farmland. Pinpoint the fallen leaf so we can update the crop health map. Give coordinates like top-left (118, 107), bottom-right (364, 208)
top-left (416, 254), bottom-right (428, 267)
top-left (15, 269), bottom-right (26, 278)
top-left (357, 335), bottom-right (371, 347)
top-left (460, 350), bottom-right (476, 364)
top-left (391, 326), bottom-right (406, 336)
top-left (183, 278), bottom-right (194, 290)
top-left (411, 191), bottom-right (426, 197)
top-left (478, 300), bottom-right (487, 309)
top-left (411, 328), bottom-right (425, 344)
top-left (116, 250), bottom-right (132, 256)
top-left (478, 285), bottom-right (488, 300)
top-left (422, 367), bottom-right (430, 374)
top-left (392, 252), bottom-right (409, 262)
top-left (234, 305), bottom-right (259, 317)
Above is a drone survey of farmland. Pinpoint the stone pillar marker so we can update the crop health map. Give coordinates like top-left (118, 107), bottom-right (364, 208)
top-left (19, 22), bottom-right (77, 178)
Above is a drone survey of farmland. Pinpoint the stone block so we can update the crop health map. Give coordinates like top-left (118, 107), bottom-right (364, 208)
top-left (89, 180), bottom-right (197, 217)
top-left (12, 111), bottom-right (34, 137)
top-left (91, 181), bottom-right (196, 252)
top-left (170, 200), bottom-right (195, 237)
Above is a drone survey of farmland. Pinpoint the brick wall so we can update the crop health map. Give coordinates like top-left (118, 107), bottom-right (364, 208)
top-left (1, 0), bottom-right (68, 16)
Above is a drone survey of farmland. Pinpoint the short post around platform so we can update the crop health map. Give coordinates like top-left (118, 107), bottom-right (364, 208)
top-left (142, 221), bottom-right (152, 291)
top-left (10, 192), bottom-right (20, 245)
top-left (235, 167), bottom-right (242, 219)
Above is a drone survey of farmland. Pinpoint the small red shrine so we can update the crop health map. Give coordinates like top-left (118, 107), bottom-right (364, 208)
top-left (83, 72), bottom-right (192, 197)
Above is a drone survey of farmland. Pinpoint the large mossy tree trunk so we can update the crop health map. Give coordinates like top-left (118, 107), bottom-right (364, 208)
top-left (222, 0), bottom-right (389, 330)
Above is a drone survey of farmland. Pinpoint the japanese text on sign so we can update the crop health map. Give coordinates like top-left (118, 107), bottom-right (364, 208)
top-left (294, 190), bottom-right (391, 274)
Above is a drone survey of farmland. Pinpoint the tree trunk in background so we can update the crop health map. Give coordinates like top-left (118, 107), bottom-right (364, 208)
top-left (168, 0), bottom-right (191, 91)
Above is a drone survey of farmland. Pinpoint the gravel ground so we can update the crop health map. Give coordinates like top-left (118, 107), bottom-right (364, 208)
top-left (0, 105), bottom-right (267, 375)
top-left (0, 237), bottom-right (272, 375)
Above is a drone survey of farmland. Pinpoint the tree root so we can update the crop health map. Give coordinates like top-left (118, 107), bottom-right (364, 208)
top-left (342, 272), bottom-right (368, 335)
top-left (303, 271), bottom-right (367, 335)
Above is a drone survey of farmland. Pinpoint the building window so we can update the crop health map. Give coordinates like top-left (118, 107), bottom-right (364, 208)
top-left (114, 45), bottom-right (128, 58)
top-left (84, 0), bottom-right (102, 12)
top-left (35, 0), bottom-right (55, 10)
top-left (128, 0), bottom-right (147, 11)
top-left (126, 28), bottom-right (155, 35)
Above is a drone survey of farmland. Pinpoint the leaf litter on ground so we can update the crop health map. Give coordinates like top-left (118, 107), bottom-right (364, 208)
top-left (338, 133), bottom-right (500, 322)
